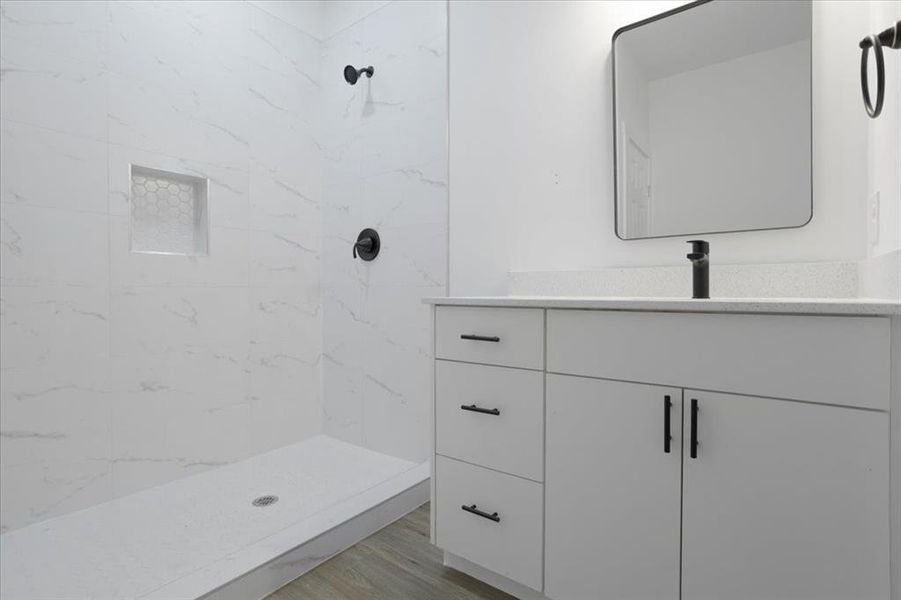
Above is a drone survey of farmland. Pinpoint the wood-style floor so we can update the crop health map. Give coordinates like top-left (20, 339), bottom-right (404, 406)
top-left (265, 503), bottom-right (514, 600)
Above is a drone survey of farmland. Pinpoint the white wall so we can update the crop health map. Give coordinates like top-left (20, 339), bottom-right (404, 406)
top-left (867, 1), bottom-right (901, 258)
top-left (449, 0), bottom-right (883, 295)
top-left (0, 0), bottom-right (323, 532)
top-left (319, 1), bottom-right (447, 463)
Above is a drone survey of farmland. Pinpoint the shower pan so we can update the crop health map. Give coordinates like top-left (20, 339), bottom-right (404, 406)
top-left (0, 1), bottom-right (447, 598)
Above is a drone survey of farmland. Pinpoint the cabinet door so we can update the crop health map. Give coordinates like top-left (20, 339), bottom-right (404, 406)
top-left (545, 375), bottom-right (681, 600)
top-left (682, 391), bottom-right (890, 600)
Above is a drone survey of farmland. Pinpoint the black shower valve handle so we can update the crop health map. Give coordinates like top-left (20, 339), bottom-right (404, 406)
top-left (353, 237), bottom-right (373, 259)
top-left (352, 228), bottom-right (380, 261)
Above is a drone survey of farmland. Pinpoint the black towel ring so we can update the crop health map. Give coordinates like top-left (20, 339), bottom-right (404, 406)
top-left (860, 21), bottom-right (900, 119)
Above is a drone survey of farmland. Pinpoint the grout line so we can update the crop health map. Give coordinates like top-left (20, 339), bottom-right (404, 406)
top-left (0, 116), bottom-right (108, 145)
top-left (104, 0), bottom-right (115, 501)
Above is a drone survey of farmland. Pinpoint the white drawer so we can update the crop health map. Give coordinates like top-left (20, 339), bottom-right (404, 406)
top-left (547, 310), bottom-right (891, 410)
top-left (435, 306), bottom-right (544, 369)
top-left (435, 456), bottom-right (543, 591)
top-left (436, 360), bottom-right (544, 481)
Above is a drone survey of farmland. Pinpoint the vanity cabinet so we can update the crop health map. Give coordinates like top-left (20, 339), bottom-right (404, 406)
top-left (681, 390), bottom-right (889, 600)
top-left (429, 302), bottom-right (898, 600)
top-left (545, 379), bottom-right (889, 600)
top-left (545, 376), bottom-right (682, 600)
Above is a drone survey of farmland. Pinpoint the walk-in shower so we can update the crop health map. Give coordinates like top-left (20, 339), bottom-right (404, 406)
top-left (0, 1), bottom-right (447, 598)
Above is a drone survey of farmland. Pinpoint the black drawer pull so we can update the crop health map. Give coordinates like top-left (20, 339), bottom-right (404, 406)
top-left (461, 504), bottom-right (500, 522)
top-left (460, 404), bottom-right (500, 416)
top-left (460, 334), bottom-right (500, 342)
top-left (663, 395), bottom-right (672, 454)
top-left (690, 399), bottom-right (699, 459)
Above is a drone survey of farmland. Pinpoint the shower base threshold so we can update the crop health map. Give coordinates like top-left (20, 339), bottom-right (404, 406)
top-left (0, 436), bottom-right (429, 600)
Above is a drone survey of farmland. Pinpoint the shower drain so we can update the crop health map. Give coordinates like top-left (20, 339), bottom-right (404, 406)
top-left (252, 495), bottom-right (279, 507)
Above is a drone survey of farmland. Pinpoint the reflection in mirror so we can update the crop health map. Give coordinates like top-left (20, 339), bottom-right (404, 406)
top-left (614, 0), bottom-right (812, 240)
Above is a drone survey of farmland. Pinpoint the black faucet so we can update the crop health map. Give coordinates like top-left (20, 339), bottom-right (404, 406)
top-left (686, 240), bottom-right (709, 299)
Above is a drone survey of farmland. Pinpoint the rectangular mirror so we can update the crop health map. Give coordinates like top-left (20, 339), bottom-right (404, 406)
top-left (613, 0), bottom-right (812, 240)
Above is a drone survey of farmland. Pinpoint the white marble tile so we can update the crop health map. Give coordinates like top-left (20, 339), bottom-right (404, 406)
top-left (0, 285), bottom-right (108, 370)
top-left (110, 399), bottom-right (251, 499)
top-left (321, 1), bottom-right (392, 41)
top-left (107, 72), bottom-right (251, 172)
top-left (320, 117), bottom-right (365, 175)
top-left (0, 459), bottom-right (112, 535)
top-left (0, 203), bottom-right (109, 286)
top-left (321, 282), bottom-right (364, 446)
top-left (359, 283), bottom-right (438, 462)
top-left (360, 97), bottom-right (446, 177)
top-left (0, 41), bottom-right (108, 142)
top-left (106, 1), bottom-right (251, 170)
top-left (359, 159), bottom-right (447, 228)
top-left (0, 358), bottom-right (110, 470)
top-left (248, 393), bottom-right (320, 456)
top-left (106, 345), bottom-right (253, 500)
top-left (0, 119), bottom-right (109, 214)
top-left (247, 0), bottom-right (324, 41)
top-left (247, 3), bottom-right (321, 91)
top-left (109, 286), bottom-right (250, 358)
top-left (357, 1), bottom-right (446, 69)
top-left (106, 0), bottom-right (248, 82)
top-left (364, 221), bottom-right (446, 287)
top-left (318, 0), bottom-right (447, 463)
top-left (249, 170), bottom-right (320, 240)
top-left (322, 231), bottom-right (370, 294)
top-left (0, 0), bottom-right (107, 62)
top-left (248, 285), bottom-right (320, 346)
top-left (248, 228), bottom-right (320, 287)
top-left (107, 348), bottom-right (251, 417)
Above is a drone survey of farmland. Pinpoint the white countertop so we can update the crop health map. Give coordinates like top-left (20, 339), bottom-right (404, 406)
top-left (423, 296), bottom-right (901, 316)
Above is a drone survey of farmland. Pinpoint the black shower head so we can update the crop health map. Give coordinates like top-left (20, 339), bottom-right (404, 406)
top-left (344, 65), bottom-right (374, 85)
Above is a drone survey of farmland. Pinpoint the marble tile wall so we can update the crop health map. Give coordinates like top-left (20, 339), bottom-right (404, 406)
top-left (0, 0), bottom-right (323, 532)
top-left (320, 1), bottom-right (447, 463)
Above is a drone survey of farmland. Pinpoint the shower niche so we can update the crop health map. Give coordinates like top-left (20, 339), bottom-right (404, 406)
top-left (129, 164), bottom-right (209, 256)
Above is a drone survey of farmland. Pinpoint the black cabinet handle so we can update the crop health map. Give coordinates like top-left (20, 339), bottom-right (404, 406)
top-left (461, 504), bottom-right (500, 522)
top-left (460, 334), bottom-right (500, 342)
top-left (663, 395), bottom-right (672, 454)
top-left (690, 399), bottom-right (699, 459)
top-left (460, 404), bottom-right (500, 416)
